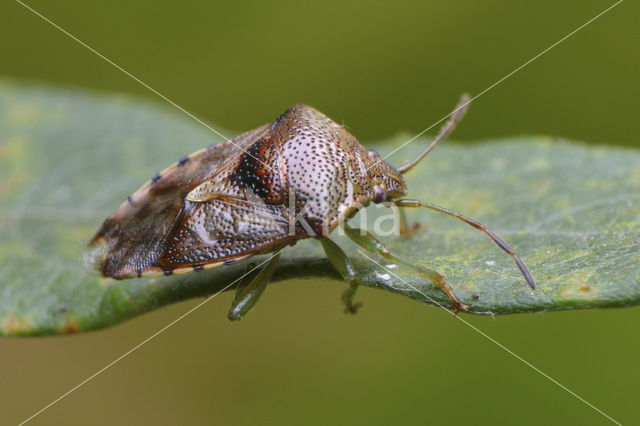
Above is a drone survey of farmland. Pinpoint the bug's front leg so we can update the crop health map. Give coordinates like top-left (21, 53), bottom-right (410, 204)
top-left (394, 199), bottom-right (536, 290)
top-left (343, 224), bottom-right (468, 313)
top-left (320, 237), bottom-right (363, 314)
top-left (228, 253), bottom-right (281, 321)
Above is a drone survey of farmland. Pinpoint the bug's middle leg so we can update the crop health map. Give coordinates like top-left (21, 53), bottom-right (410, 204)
top-left (320, 237), bottom-right (363, 314)
top-left (343, 224), bottom-right (468, 312)
top-left (398, 206), bottom-right (426, 237)
top-left (228, 253), bottom-right (280, 321)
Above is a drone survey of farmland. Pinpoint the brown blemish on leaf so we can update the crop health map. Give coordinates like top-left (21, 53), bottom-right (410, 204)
top-left (556, 270), bottom-right (597, 300)
top-left (60, 317), bottom-right (80, 334)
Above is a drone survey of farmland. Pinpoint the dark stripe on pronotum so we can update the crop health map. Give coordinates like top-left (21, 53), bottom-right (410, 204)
top-left (193, 265), bottom-right (204, 272)
top-left (178, 156), bottom-right (189, 166)
top-left (151, 174), bottom-right (161, 185)
top-left (127, 195), bottom-right (134, 205)
top-left (162, 269), bottom-right (173, 276)
top-left (223, 259), bottom-right (236, 265)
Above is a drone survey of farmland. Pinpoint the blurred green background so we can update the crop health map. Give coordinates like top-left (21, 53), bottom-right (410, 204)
top-left (1, 0), bottom-right (639, 425)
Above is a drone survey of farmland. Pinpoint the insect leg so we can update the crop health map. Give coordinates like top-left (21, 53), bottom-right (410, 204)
top-left (228, 253), bottom-right (281, 321)
top-left (343, 224), bottom-right (468, 313)
top-left (394, 199), bottom-right (536, 290)
top-left (320, 237), bottom-right (363, 314)
top-left (231, 261), bottom-right (257, 298)
top-left (399, 207), bottom-right (410, 236)
top-left (398, 207), bottom-right (426, 236)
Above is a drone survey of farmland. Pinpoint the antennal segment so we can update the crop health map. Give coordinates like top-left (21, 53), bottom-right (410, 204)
top-left (397, 93), bottom-right (471, 175)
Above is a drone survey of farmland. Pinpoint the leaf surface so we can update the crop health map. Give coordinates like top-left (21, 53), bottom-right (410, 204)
top-left (1, 81), bottom-right (638, 336)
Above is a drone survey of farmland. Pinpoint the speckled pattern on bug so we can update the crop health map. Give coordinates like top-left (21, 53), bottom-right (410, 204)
top-left (86, 98), bottom-right (535, 319)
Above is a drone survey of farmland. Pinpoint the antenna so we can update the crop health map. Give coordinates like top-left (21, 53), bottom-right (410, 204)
top-left (397, 94), bottom-right (471, 175)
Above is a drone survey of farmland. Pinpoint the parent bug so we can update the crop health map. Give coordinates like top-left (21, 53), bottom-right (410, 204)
top-left (85, 95), bottom-right (535, 319)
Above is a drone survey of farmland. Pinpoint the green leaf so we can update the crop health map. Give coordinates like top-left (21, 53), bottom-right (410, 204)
top-left (1, 80), bottom-right (639, 336)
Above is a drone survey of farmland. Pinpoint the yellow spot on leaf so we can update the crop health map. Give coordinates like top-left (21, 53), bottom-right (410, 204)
top-left (8, 103), bottom-right (40, 125)
top-left (2, 314), bottom-right (31, 335)
top-left (0, 137), bottom-right (31, 199)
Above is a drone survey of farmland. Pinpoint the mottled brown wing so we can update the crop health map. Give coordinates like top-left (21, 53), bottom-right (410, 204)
top-left (85, 123), bottom-right (295, 279)
top-left (157, 194), bottom-right (293, 271)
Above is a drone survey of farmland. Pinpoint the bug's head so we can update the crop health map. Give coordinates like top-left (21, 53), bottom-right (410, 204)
top-left (364, 150), bottom-right (407, 203)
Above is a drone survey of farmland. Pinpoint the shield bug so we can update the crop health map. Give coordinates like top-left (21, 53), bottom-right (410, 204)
top-left (85, 95), bottom-right (535, 319)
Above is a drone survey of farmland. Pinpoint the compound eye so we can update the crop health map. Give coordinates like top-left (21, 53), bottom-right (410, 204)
top-left (373, 186), bottom-right (386, 204)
